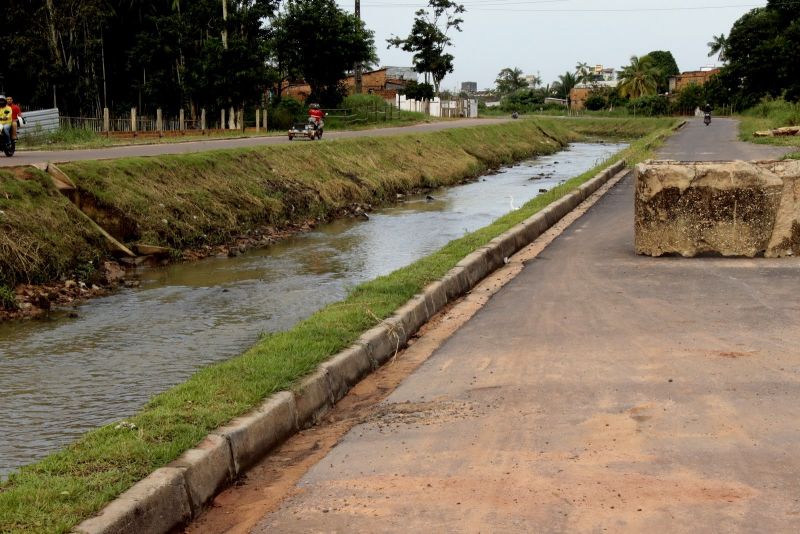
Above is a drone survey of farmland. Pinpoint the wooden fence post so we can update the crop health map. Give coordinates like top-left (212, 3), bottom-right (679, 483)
top-left (255, 108), bottom-right (260, 132)
top-left (103, 108), bottom-right (110, 135)
top-left (156, 108), bottom-right (163, 136)
top-left (179, 109), bottom-right (185, 133)
top-left (131, 107), bottom-right (137, 136)
top-left (201, 108), bottom-right (206, 132)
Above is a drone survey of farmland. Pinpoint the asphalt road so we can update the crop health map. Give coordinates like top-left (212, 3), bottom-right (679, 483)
top-left (2, 118), bottom-right (509, 167)
top-left (235, 118), bottom-right (800, 532)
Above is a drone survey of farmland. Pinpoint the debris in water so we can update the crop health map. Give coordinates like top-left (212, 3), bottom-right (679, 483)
top-left (426, 195), bottom-right (435, 201)
top-left (539, 188), bottom-right (548, 193)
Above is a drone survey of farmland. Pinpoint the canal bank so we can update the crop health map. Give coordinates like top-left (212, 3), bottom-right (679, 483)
top-left (0, 119), bottom-right (677, 533)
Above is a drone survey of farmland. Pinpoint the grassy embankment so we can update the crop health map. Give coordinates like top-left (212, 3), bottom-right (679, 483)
top-left (0, 117), bottom-right (677, 533)
top-left (738, 98), bottom-right (800, 159)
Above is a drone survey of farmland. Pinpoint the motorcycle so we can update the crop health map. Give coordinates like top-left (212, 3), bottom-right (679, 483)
top-left (0, 127), bottom-right (15, 157)
top-left (703, 113), bottom-right (711, 126)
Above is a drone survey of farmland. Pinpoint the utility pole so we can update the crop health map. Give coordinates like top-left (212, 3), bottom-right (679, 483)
top-left (354, 0), bottom-right (362, 94)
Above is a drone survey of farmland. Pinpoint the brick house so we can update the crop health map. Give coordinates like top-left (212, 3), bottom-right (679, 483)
top-left (668, 68), bottom-right (721, 93)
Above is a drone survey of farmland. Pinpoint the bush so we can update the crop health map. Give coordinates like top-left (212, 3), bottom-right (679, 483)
top-left (500, 89), bottom-right (545, 112)
top-left (269, 97), bottom-right (305, 130)
top-left (584, 94), bottom-right (606, 111)
top-left (628, 95), bottom-right (669, 116)
top-left (0, 285), bottom-right (17, 310)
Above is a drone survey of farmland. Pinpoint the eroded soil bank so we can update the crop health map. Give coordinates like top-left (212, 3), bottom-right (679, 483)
top-left (1, 120), bottom-right (582, 320)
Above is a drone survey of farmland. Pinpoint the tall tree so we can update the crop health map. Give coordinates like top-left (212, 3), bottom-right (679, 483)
top-left (495, 67), bottom-right (528, 95)
top-left (618, 55), bottom-right (659, 99)
top-left (552, 71), bottom-right (576, 102)
top-left (387, 0), bottom-right (465, 94)
top-left (640, 50), bottom-right (679, 93)
top-left (272, 0), bottom-right (376, 106)
top-left (575, 62), bottom-right (592, 84)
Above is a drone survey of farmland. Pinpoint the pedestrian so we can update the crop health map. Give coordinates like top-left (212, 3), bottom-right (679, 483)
top-left (6, 96), bottom-right (22, 139)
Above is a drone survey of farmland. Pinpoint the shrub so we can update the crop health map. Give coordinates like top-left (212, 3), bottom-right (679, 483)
top-left (0, 285), bottom-right (16, 310)
top-left (269, 97), bottom-right (305, 130)
top-left (628, 95), bottom-right (669, 116)
top-left (584, 94), bottom-right (606, 111)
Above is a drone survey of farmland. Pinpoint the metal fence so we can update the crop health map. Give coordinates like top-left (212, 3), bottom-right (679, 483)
top-left (18, 108), bottom-right (60, 138)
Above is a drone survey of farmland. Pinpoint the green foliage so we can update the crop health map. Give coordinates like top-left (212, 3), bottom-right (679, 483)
top-left (584, 94), bottom-right (607, 111)
top-left (0, 285), bottom-right (17, 310)
top-left (707, 33), bottom-right (728, 62)
top-left (551, 71), bottom-right (577, 103)
top-left (672, 83), bottom-right (706, 114)
top-left (401, 81), bottom-right (435, 101)
top-left (271, 0), bottom-right (376, 107)
top-left (739, 98), bottom-right (800, 146)
top-left (713, 2), bottom-right (800, 107)
top-left (495, 67), bottom-right (530, 95)
top-left (500, 89), bottom-right (545, 112)
top-left (640, 50), bottom-right (680, 93)
top-left (618, 55), bottom-right (659, 99)
top-left (269, 97), bottom-right (305, 130)
top-left (387, 0), bottom-right (465, 93)
top-left (627, 95), bottom-right (669, 116)
top-left (0, 0), bottom-right (279, 116)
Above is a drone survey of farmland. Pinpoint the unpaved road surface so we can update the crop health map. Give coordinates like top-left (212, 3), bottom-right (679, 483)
top-left (193, 118), bottom-right (800, 532)
top-left (2, 118), bottom-right (509, 167)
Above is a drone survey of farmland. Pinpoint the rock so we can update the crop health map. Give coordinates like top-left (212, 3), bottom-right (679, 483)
top-left (538, 188), bottom-right (548, 193)
top-left (763, 160), bottom-right (800, 257)
top-left (635, 160), bottom-right (784, 257)
top-left (773, 126), bottom-right (800, 136)
top-left (32, 293), bottom-right (51, 311)
top-left (64, 280), bottom-right (77, 289)
top-left (100, 261), bottom-right (126, 285)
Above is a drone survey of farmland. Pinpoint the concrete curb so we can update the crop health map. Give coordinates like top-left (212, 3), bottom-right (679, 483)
top-left (73, 159), bottom-right (627, 534)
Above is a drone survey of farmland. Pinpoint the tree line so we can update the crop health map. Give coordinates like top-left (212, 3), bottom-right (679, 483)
top-left (0, 0), bottom-right (464, 118)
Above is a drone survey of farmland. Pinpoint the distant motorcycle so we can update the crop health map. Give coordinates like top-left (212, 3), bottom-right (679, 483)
top-left (703, 112), bottom-right (711, 126)
top-left (0, 127), bottom-right (15, 157)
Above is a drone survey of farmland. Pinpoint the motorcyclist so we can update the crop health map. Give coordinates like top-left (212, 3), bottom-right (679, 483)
top-left (308, 103), bottom-right (325, 130)
top-left (0, 96), bottom-right (13, 141)
top-left (703, 103), bottom-right (712, 115)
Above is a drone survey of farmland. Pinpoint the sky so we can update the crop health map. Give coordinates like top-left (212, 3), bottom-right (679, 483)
top-left (334, 0), bottom-right (769, 91)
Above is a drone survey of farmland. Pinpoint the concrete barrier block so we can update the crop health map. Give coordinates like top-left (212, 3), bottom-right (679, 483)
top-left (294, 368), bottom-right (335, 429)
top-left (392, 297), bottom-right (427, 336)
top-left (456, 251), bottom-right (488, 286)
top-left (321, 345), bottom-right (372, 401)
top-left (74, 468), bottom-right (191, 534)
top-left (169, 434), bottom-right (233, 514)
top-left (216, 391), bottom-right (297, 474)
top-left (481, 244), bottom-right (506, 272)
top-left (635, 160), bottom-right (784, 257)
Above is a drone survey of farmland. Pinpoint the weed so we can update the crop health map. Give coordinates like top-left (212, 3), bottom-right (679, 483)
top-left (0, 285), bottom-right (17, 310)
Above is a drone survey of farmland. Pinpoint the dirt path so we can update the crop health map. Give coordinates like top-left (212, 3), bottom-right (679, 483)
top-left (190, 118), bottom-right (800, 532)
top-left (1, 118), bottom-right (509, 167)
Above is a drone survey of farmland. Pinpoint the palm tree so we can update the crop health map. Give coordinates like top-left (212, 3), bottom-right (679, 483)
top-left (707, 33), bottom-right (728, 62)
top-left (618, 55), bottom-right (659, 99)
top-left (495, 67), bottom-right (529, 95)
top-left (575, 61), bottom-right (592, 84)
top-left (553, 71), bottom-right (576, 99)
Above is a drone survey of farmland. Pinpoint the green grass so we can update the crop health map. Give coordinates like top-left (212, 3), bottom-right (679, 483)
top-left (0, 167), bottom-right (107, 287)
top-left (0, 117), bottom-right (677, 533)
top-left (738, 98), bottom-right (800, 158)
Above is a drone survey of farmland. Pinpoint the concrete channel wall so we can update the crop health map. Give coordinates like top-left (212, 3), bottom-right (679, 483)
top-left (635, 160), bottom-right (800, 257)
top-left (74, 160), bottom-right (627, 534)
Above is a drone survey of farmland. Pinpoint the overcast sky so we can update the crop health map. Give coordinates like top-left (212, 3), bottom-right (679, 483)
top-left (334, 0), bottom-right (768, 90)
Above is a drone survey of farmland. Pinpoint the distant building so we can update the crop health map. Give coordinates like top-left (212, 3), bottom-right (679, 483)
top-left (523, 74), bottom-right (539, 87)
top-left (461, 81), bottom-right (478, 93)
top-left (283, 66), bottom-right (418, 102)
top-left (668, 68), bottom-right (721, 93)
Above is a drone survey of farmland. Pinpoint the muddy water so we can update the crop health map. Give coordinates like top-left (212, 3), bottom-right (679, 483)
top-left (0, 142), bottom-right (625, 477)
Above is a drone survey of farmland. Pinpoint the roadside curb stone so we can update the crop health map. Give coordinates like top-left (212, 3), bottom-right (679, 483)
top-left (73, 158), bottom-right (627, 534)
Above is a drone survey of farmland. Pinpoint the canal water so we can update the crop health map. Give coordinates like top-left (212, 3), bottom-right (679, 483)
top-left (0, 142), bottom-right (625, 477)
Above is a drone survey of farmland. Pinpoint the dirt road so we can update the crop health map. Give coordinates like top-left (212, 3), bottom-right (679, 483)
top-left (192, 118), bottom-right (800, 532)
top-left (2, 118), bottom-right (509, 167)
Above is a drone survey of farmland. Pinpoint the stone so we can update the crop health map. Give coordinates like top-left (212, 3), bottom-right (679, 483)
top-left (635, 161), bottom-right (784, 257)
top-left (764, 160), bottom-right (800, 257)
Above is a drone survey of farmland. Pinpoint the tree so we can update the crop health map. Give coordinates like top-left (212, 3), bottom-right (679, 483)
top-left (640, 50), bottom-right (679, 93)
top-left (495, 67), bottom-right (528, 95)
top-left (707, 33), bottom-right (728, 62)
top-left (551, 71), bottom-right (577, 104)
top-left (618, 55), bottom-right (659, 99)
top-left (401, 80), bottom-right (435, 101)
top-left (272, 0), bottom-right (376, 106)
top-left (387, 0), bottom-right (466, 94)
top-left (575, 62), bottom-right (592, 84)
top-left (713, 2), bottom-right (800, 106)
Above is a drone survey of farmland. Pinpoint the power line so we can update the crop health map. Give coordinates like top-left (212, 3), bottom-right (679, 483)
top-left (358, 2), bottom-right (773, 11)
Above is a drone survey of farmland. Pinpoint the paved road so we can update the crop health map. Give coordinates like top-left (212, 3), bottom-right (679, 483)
top-left (2, 118), bottom-right (509, 167)
top-left (240, 117), bottom-right (800, 532)
top-left (659, 116), bottom-right (790, 161)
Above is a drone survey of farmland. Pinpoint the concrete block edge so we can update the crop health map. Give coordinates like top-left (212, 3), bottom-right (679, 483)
top-left (72, 159), bottom-right (626, 534)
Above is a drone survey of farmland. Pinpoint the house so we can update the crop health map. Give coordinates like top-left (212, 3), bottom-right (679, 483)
top-left (568, 64), bottom-right (619, 110)
top-left (668, 68), bottom-right (721, 93)
top-left (461, 81), bottom-right (478, 93)
top-left (282, 67), bottom-right (418, 103)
